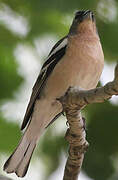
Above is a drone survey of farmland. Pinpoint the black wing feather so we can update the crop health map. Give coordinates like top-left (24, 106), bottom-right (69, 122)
top-left (41, 36), bottom-right (67, 69)
top-left (21, 36), bottom-right (67, 130)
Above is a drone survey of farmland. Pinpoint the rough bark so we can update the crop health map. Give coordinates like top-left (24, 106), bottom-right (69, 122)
top-left (59, 64), bottom-right (118, 180)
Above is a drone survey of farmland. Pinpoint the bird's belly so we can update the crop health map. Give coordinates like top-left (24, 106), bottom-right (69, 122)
top-left (70, 58), bottom-right (102, 89)
top-left (44, 55), bottom-right (103, 99)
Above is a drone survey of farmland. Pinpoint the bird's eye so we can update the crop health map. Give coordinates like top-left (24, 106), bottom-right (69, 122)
top-left (75, 14), bottom-right (80, 20)
top-left (75, 11), bottom-right (84, 20)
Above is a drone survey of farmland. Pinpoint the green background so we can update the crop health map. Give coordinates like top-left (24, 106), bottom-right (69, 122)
top-left (0, 0), bottom-right (118, 180)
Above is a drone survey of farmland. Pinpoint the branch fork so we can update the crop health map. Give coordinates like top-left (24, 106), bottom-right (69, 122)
top-left (59, 63), bottom-right (118, 180)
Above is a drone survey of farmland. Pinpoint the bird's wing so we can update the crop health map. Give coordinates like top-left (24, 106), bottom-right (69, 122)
top-left (21, 36), bottom-right (68, 130)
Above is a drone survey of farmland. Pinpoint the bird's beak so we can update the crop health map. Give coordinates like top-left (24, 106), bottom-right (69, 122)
top-left (82, 10), bottom-right (94, 22)
top-left (69, 10), bottom-right (95, 35)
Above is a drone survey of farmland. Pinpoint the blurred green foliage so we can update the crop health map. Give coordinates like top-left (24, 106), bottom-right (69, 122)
top-left (0, 113), bottom-right (21, 152)
top-left (0, 0), bottom-right (118, 180)
top-left (39, 128), bottom-right (68, 178)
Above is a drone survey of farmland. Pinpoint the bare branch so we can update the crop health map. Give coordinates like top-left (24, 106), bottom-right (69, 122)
top-left (60, 63), bottom-right (118, 180)
top-left (63, 110), bottom-right (88, 180)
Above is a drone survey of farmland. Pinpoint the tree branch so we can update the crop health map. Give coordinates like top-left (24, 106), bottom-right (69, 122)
top-left (60, 63), bottom-right (118, 180)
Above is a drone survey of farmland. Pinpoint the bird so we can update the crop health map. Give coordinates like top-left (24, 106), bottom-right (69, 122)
top-left (3, 10), bottom-right (104, 177)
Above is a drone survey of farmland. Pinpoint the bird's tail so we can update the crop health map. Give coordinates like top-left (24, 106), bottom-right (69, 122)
top-left (3, 124), bottom-right (39, 177)
top-left (3, 100), bottom-right (48, 177)
top-left (3, 99), bottom-right (61, 177)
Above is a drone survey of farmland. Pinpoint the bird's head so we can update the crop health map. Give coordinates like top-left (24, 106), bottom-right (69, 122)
top-left (69, 10), bottom-right (97, 35)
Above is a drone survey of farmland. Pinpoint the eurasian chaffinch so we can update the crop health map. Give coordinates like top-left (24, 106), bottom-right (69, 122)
top-left (4, 10), bottom-right (104, 177)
